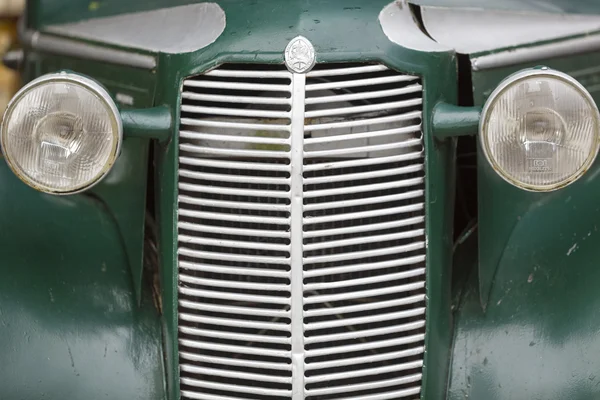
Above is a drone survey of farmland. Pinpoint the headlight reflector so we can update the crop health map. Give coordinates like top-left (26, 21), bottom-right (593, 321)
top-left (480, 68), bottom-right (600, 191)
top-left (1, 72), bottom-right (122, 194)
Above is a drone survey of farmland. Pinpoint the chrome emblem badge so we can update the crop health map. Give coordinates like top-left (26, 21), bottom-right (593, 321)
top-left (285, 36), bottom-right (316, 74)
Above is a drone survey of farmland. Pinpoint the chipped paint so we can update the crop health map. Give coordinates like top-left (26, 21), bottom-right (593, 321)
top-left (567, 243), bottom-right (578, 256)
top-left (46, 3), bottom-right (226, 54)
top-left (379, 1), bottom-right (452, 52)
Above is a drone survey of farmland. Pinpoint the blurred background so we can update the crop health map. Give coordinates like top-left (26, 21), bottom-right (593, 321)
top-left (0, 0), bottom-right (24, 115)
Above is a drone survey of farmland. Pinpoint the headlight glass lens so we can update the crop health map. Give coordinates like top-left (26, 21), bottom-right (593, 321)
top-left (1, 73), bottom-right (121, 194)
top-left (480, 68), bottom-right (600, 191)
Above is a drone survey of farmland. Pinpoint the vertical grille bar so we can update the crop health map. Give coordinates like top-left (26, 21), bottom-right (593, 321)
top-left (178, 63), bottom-right (425, 400)
top-left (290, 72), bottom-right (307, 400)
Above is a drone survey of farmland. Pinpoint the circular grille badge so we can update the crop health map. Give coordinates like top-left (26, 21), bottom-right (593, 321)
top-left (285, 36), bottom-right (316, 74)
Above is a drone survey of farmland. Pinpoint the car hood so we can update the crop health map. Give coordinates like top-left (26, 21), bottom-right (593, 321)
top-left (30, 0), bottom-right (600, 60)
top-left (410, 0), bottom-right (600, 55)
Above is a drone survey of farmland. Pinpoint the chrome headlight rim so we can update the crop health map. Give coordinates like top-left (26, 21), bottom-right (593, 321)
top-left (0, 72), bottom-right (123, 195)
top-left (479, 67), bottom-right (600, 192)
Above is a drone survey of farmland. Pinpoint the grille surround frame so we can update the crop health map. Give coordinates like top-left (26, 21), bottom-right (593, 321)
top-left (176, 62), bottom-right (427, 400)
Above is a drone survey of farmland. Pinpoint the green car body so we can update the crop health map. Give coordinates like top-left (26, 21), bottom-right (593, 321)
top-left (3, 0), bottom-right (600, 399)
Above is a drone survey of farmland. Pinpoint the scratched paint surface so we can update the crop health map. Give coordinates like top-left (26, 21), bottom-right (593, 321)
top-left (0, 160), bottom-right (165, 400)
top-left (449, 153), bottom-right (600, 398)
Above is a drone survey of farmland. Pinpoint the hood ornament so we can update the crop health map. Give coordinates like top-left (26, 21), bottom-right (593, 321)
top-left (285, 36), bottom-right (316, 74)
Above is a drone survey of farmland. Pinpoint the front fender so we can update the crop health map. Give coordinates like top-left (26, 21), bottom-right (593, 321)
top-left (448, 176), bottom-right (600, 399)
top-left (0, 159), bottom-right (165, 400)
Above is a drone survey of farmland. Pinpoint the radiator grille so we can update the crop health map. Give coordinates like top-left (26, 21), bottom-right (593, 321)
top-left (177, 63), bottom-right (425, 400)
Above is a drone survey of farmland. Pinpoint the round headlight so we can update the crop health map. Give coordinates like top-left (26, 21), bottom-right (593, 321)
top-left (1, 72), bottom-right (122, 194)
top-left (480, 68), bottom-right (600, 191)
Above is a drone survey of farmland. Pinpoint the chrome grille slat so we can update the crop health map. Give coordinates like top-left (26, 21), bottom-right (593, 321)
top-left (302, 163), bottom-right (423, 185)
top-left (303, 176), bottom-right (423, 198)
top-left (302, 216), bottom-right (424, 238)
top-left (303, 229), bottom-right (425, 252)
top-left (302, 150), bottom-right (422, 171)
top-left (304, 360), bottom-right (424, 383)
top-left (305, 74), bottom-right (417, 91)
top-left (305, 85), bottom-right (421, 105)
top-left (178, 209), bottom-right (290, 225)
top-left (306, 374), bottom-right (422, 396)
top-left (179, 247), bottom-right (291, 265)
top-left (179, 313), bottom-right (292, 332)
top-left (303, 294), bottom-right (426, 318)
top-left (179, 235), bottom-right (290, 252)
top-left (184, 79), bottom-right (291, 91)
top-left (180, 130), bottom-right (291, 145)
top-left (182, 91), bottom-right (292, 105)
top-left (303, 267), bottom-right (425, 290)
top-left (302, 203), bottom-right (424, 225)
top-left (304, 98), bottom-right (422, 118)
top-left (180, 118), bottom-right (291, 132)
top-left (181, 104), bottom-right (290, 119)
top-left (305, 64), bottom-right (388, 77)
top-left (181, 377), bottom-right (293, 397)
top-left (179, 156), bottom-right (291, 171)
top-left (305, 347), bottom-right (424, 370)
top-left (179, 169), bottom-right (291, 185)
top-left (303, 138), bottom-right (423, 158)
top-left (179, 287), bottom-right (291, 305)
top-left (179, 299), bottom-right (291, 318)
top-left (178, 273), bottom-right (291, 291)
top-left (304, 321), bottom-right (426, 345)
top-left (178, 63), bottom-right (426, 400)
top-left (179, 339), bottom-right (291, 358)
top-left (180, 365), bottom-right (294, 385)
top-left (179, 326), bottom-right (292, 345)
top-left (303, 308), bottom-right (426, 330)
top-left (304, 111), bottom-right (421, 132)
top-left (327, 387), bottom-right (421, 400)
top-left (180, 143), bottom-right (291, 158)
top-left (179, 351), bottom-right (293, 371)
top-left (302, 242), bottom-right (425, 265)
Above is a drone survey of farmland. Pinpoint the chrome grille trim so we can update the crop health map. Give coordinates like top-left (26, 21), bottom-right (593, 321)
top-left (178, 63), bottom-right (425, 400)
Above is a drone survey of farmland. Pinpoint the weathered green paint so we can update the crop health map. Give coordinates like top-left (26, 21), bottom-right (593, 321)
top-left (122, 105), bottom-right (173, 142)
top-left (449, 182), bottom-right (600, 398)
top-left (432, 103), bottom-right (481, 139)
top-left (0, 159), bottom-right (166, 399)
top-left (447, 28), bottom-right (600, 400)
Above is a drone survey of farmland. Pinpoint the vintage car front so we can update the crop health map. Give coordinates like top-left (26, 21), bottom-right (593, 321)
top-left (3, 0), bottom-right (600, 399)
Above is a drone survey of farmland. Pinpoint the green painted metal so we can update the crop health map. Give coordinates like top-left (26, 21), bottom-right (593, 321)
top-left (122, 105), bottom-right (173, 142)
top-left (445, 29), bottom-right (600, 399)
top-left (28, 0), bottom-right (600, 30)
top-left (0, 159), bottom-right (166, 399)
top-left (449, 179), bottom-right (600, 398)
top-left (432, 103), bottom-right (481, 139)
